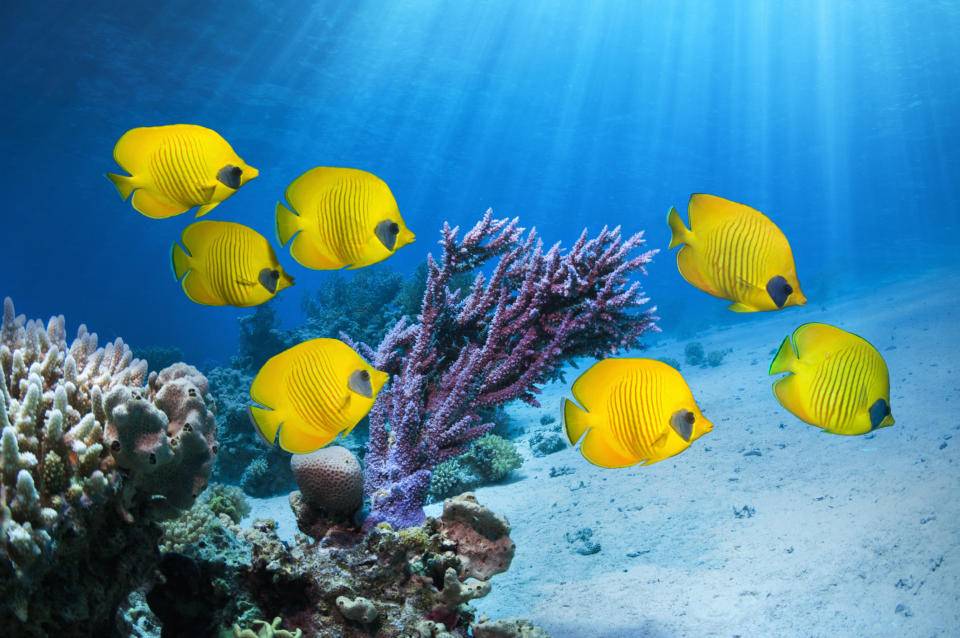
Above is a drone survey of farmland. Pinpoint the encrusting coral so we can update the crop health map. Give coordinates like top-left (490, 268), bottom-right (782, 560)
top-left (0, 297), bottom-right (219, 636)
top-left (348, 209), bottom-right (658, 529)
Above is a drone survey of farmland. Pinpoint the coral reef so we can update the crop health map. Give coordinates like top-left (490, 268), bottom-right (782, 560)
top-left (233, 616), bottom-right (303, 638)
top-left (104, 362), bottom-right (218, 520)
top-left (528, 431), bottom-right (566, 457)
top-left (0, 297), bottom-right (219, 636)
top-left (289, 445), bottom-right (366, 539)
top-left (138, 493), bottom-right (540, 636)
top-left (707, 349), bottom-right (728, 367)
top-left (349, 209), bottom-right (658, 528)
top-left (684, 341), bottom-right (705, 366)
top-left (291, 445), bottom-right (364, 516)
top-left (427, 434), bottom-right (522, 502)
top-left (159, 483), bottom-right (250, 552)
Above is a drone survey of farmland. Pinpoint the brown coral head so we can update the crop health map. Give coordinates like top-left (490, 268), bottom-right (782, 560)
top-left (290, 446), bottom-right (364, 516)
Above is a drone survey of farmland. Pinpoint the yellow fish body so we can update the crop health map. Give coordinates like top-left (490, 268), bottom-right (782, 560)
top-left (769, 323), bottom-right (894, 435)
top-left (106, 124), bottom-right (258, 219)
top-left (171, 221), bottom-right (294, 307)
top-left (248, 339), bottom-right (388, 454)
top-left (563, 358), bottom-right (713, 468)
top-left (667, 194), bottom-right (806, 312)
top-left (275, 167), bottom-right (415, 270)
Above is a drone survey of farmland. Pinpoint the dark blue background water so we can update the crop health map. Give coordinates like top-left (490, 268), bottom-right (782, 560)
top-left (1, 0), bottom-right (957, 363)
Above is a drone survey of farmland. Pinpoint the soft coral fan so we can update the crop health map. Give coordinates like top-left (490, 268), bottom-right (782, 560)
top-left (0, 297), bottom-right (218, 635)
top-left (347, 209), bottom-right (658, 529)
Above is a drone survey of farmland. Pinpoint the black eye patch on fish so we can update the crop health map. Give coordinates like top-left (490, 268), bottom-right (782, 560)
top-left (869, 398), bottom-right (891, 429)
top-left (258, 268), bottom-right (280, 293)
top-left (669, 409), bottom-right (695, 442)
top-left (217, 164), bottom-right (243, 189)
top-left (348, 369), bottom-right (373, 398)
top-left (375, 220), bottom-right (401, 251)
top-left (766, 275), bottom-right (793, 309)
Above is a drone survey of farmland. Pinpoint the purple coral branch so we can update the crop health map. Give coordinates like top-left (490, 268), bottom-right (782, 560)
top-left (357, 209), bottom-right (658, 529)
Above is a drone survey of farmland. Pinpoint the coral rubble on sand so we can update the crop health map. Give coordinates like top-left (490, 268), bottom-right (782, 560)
top-left (0, 298), bottom-right (218, 636)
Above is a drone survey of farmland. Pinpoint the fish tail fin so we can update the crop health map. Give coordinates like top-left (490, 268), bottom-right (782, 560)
top-left (105, 173), bottom-right (136, 200)
top-left (563, 398), bottom-right (592, 445)
top-left (247, 405), bottom-right (282, 446)
top-left (768, 336), bottom-right (798, 375)
top-left (667, 206), bottom-right (692, 249)
top-left (275, 202), bottom-right (302, 246)
top-left (170, 243), bottom-right (192, 281)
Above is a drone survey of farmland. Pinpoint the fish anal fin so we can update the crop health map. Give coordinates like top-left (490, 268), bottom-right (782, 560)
top-left (132, 189), bottom-right (187, 219)
top-left (181, 273), bottom-right (224, 306)
top-left (676, 247), bottom-right (722, 299)
top-left (728, 301), bottom-right (757, 313)
top-left (579, 428), bottom-right (636, 469)
top-left (195, 200), bottom-right (220, 217)
top-left (290, 234), bottom-right (344, 270)
top-left (278, 423), bottom-right (338, 454)
top-left (772, 375), bottom-right (816, 426)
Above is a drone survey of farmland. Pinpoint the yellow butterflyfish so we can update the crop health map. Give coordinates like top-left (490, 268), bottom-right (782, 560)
top-left (171, 221), bottom-right (293, 307)
top-left (563, 358), bottom-right (712, 468)
top-left (769, 323), bottom-right (894, 435)
top-left (667, 194), bottom-right (806, 312)
top-left (106, 124), bottom-right (258, 219)
top-left (248, 339), bottom-right (388, 454)
top-left (275, 167), bottom-right (415, 270)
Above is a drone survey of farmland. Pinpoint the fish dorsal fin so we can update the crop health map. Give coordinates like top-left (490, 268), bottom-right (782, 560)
top-left (791, 323), bottom-right (852, 361)
top-left (179, 220), bottom-right (225, 254)
top-left (688, 194), bottom-right (764, 232)
top-left (570, 358), bottom-right (645, 411)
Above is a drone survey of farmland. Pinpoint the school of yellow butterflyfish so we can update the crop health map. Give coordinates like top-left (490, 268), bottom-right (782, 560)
top-left (106, 124), bottom-right (893, 460)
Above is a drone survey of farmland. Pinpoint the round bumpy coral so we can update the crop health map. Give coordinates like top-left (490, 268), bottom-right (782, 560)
top-left (290, 445), bottom-right (364, 515)
top-left (0, 298), bottom-right (219, 636)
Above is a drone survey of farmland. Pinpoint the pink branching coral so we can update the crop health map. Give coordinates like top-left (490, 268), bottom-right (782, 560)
top-left (346, 209), bottom-right (658, 529)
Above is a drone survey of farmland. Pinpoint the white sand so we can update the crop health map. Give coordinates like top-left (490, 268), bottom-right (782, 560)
top-left (251, 270), bottom-right (960, 637)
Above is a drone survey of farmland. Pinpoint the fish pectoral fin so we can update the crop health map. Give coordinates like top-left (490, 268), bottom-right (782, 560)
top-left (235, 278), bottom-right (258, 287)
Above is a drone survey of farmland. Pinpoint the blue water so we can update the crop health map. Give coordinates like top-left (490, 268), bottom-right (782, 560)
top-left (2, 0), bottom-right (957, 362)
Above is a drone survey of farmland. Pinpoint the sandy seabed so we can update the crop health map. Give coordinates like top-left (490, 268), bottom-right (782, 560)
top-left (251, 269), bottom-right (960, 638)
